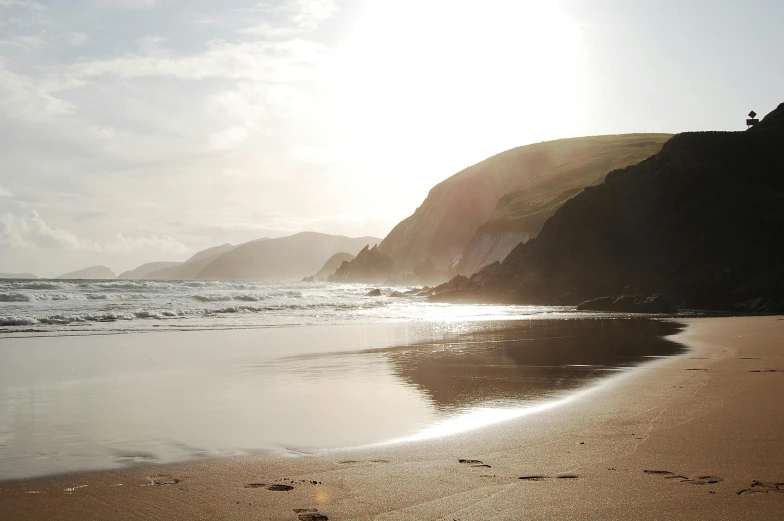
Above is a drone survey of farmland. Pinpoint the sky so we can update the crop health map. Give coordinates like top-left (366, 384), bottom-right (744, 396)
top-left (0, 0), bottom-right (782, 276)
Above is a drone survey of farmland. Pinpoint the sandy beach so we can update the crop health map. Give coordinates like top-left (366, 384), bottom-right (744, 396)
top-left (2, 316), bottom-right (783, 520)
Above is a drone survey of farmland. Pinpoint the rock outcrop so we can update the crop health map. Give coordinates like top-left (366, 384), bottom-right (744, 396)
top-left (307, 252), bottom-right (355, 281)
top-left (432, 104), bottom-right (784, 313)
top-left (329, 244), bottom-right (393, 283)
top-left (576, 294), bottom-right (674, 314)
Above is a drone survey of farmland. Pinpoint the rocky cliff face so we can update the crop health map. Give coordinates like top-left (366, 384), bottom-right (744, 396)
top-left (329, 245), bottom-right (393, 283)
top-left (309, 252), bottom-right (355, 281)
top-left (377, 134), bottom-right (671, 275)
top-left (432, 104), bottom-right (784, 312)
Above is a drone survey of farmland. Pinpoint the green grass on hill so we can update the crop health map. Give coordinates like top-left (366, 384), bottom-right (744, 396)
top-left (479, 134), bottom-right (672, 236)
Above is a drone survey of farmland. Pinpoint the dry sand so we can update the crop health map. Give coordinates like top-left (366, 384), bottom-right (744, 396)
top-left (2, 316), bottom-right (783, 520)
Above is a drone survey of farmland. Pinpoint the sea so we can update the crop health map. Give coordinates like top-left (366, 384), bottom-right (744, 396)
top-left (0, 279), bottom-right (686, 481)
top-left (0, 278), bottom-right (571, 336)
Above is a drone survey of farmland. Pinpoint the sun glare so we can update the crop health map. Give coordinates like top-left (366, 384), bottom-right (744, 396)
top-left (338, 1), bottom-right (585, 182)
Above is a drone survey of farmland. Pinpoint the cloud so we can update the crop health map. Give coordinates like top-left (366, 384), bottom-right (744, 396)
top-left (60, 38), bottom-right (334, 84)
top-left (0, 63), bottom-right (75, 121)
top-left (66, 31), bottom-right (90, 46)
top-left (0, 209), bottom-right (189, 254)
top-left (207, 126), bottom-right (249, 152)
top-left (0, 0), bottom-right (45, 11)
top-left (0, 32), bottom-right (47, 50)
top-left (0, 210), bottom-right (81, 249)
top-left (0, 185), bottom-right (12, 197)
top-left (111, 0), bottom-right (159, 9)
top-left (290, 0), bottom-right (338, 30)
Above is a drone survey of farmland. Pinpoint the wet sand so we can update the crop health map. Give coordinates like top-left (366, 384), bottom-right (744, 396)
top-left (0, 318), bottom-right (679, 480)
top-left (2, 316), bottom-right (783, 520)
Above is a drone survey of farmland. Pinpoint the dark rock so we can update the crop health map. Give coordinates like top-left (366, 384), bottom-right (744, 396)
top-left (389, 291), bottom-right (404, 298)
top-left (577, 294), bottom-right (674, 313)
top-left (365, 288), bottom-right (382, 297)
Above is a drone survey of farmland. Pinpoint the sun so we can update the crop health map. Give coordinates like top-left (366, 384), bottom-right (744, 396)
top-left (337, 0), bottom-right (586, 185)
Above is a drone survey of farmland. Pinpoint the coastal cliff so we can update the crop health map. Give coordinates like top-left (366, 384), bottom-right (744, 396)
top-left (432, 104), bottom-right (784, 312)
top-left (334, 134), bottom-right (669, 283)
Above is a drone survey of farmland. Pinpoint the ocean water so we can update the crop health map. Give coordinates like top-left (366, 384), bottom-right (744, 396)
top-left (0, 278), bottom-right (573, 336)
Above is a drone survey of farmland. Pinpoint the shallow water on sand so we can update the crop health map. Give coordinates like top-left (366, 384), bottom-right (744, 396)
top-left (0, 318), bottom-right (683, 480)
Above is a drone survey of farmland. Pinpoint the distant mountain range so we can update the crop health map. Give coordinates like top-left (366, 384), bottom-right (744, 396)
top-left (0, 273), bottom-right (38, 279)
top-left (56, 265), bottom-right (115, 280)
top-left (430, 103), bottom-right (784, 313)
top-left (117, 262), bottom-right (181, 280)
top-left (144, 243), bottom-right (236, 280)
top-left (57, 233), bottom-right (381, 282)
top-left (195, 232), bottom-right (378, 281)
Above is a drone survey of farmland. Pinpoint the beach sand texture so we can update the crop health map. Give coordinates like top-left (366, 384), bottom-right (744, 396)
top-left (1, 316), bottom-right (783, 520)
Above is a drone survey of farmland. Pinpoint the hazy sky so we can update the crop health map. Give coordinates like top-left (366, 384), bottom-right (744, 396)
top-left (1, 0), bottom-right (782, 276)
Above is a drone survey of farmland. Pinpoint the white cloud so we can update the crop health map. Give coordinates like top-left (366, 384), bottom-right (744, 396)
top-left (67, 31), bottom-right (90, 46)
top-left (0, 185), bottom-right (12, 197)
top-left (111, 0), bottom-right (159, 9)
top-left (0, 210), bottom-right (189, 254)
top-left (0, 63), bottom-right (75, 121)
top-left (207, 126), bottom-right (248, 152)
top-left (0, 32), bottom-right (47, 50)
top-left (136, 35), bottom-right (168, 52)
top-left (0, 210), bottom-right (81, 249)
top-left (60, 38), bottom-right (334, 84)
top-left (0, 0), bottom-right (45, 11)
top-left (290, 0), bottom-right (338, 30)
top-left (237, 23), bottom-right (300, 39)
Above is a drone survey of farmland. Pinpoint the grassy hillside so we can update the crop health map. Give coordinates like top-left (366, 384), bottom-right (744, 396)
top-left (378, 134), bottom-right (672, 275)
top-left (457, 134), bottom-right (672, 273)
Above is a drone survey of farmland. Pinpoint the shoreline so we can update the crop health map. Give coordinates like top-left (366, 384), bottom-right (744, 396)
top-left (2, 316), bottom-right (784, 519)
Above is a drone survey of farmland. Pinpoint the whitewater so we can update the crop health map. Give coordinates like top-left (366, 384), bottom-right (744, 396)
top-left (0, 278), bottom-right (570, 336)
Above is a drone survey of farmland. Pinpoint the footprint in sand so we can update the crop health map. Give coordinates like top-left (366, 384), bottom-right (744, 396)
top-left (518, 474), bottom-right (579, 481)
top-left (644, 470), bottom-right (722, 485)
top-left (245, 483), bottom-right (295, 491)
top-left (294, 508), bottom-right (329, 521)
top-left (150, 476), bottom-right (180, 486)
top-left (458, 459), bottom-right (492, 468)
top-left (267, 484), bottom-right (295, 491)
top-left (737, 480), bottom-right (784, 495)
top-left (339, 459), bottom-right (388, 465)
